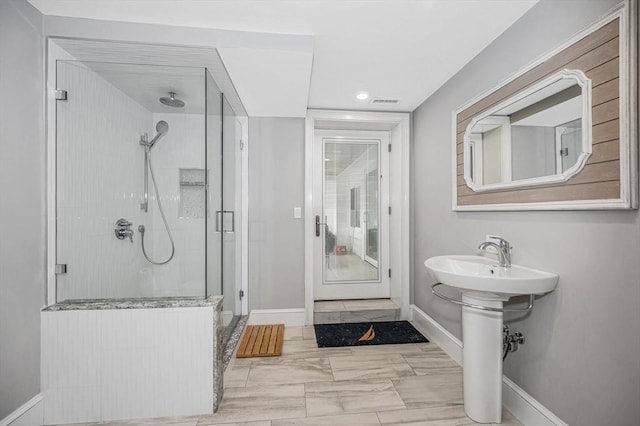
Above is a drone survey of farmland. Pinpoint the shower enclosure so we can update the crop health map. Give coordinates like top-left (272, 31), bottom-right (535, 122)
top-left (53, 58), bottom-right (243, 329)
top-left (42, 39), bottom-right (247, 423)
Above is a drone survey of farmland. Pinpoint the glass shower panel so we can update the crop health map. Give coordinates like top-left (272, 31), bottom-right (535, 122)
top-left (206, 71), bottom-right (223, 299)
top-left (55, 60), bottom-right (206, 301)
top-left (222, 95), bottom-right (241, 326)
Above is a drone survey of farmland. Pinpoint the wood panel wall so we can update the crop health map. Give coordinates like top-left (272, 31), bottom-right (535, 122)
top-left (455, 18), bottom-right (621, 207)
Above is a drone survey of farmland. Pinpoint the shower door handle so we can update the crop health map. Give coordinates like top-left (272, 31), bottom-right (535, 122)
top-left (215, 211), bottom-right (223, 232)
top-left (223, 210), bottom-right (235, 233)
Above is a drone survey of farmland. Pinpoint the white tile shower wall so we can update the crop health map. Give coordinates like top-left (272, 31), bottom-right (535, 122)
top-left (56, 61), bottom-right (153, 300)
top-left (41, 308), bottom-right (214, 424)
top-left (147, 113), bottom-right (206, 296)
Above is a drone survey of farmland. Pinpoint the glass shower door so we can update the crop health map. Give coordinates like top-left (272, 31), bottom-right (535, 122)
top-left (222, 95), bottom-right (242, 327)
top-left (55, 60), bottom-right (207, 302)
top-left (206, 72), bottom-right (223, 299)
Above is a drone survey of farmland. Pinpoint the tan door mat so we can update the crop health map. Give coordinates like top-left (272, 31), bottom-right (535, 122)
top-left (236, 324), bottom-right (285, 358)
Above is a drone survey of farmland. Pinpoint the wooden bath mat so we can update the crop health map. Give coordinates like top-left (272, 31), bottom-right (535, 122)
top-left (236, 324), bottom-right (284, 358)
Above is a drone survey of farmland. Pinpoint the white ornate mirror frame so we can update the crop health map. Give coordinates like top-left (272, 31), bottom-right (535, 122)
top-left (463, 69), bottom-right (593, 193)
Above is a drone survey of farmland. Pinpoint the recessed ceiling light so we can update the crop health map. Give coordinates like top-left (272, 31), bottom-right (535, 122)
top-left (356, 92), bottom-right (369, 100)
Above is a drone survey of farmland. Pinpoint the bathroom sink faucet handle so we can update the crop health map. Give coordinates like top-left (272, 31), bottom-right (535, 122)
top-left (487, 235), bottom-right (512, 249)
top-left (478, 236), bottom-right (512, 267)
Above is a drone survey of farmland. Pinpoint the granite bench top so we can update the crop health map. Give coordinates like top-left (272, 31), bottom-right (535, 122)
top-left (43, 295), bottom-right (224, 311)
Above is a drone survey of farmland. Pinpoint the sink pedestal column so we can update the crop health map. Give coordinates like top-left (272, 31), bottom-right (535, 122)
top-left (462, 294), bottom-right (504, 424)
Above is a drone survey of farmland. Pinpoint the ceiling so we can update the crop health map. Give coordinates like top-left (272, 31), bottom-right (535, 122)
top-left (73, 61), bottom-right (206, 115)
top-left (51, 38), bottom-right (247, 117)
top-left (29, 0), bottom-right (538, 117)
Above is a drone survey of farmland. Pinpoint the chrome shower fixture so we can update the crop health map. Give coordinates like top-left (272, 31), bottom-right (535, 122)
top-left (138, 119), bottom-right (176, 265)
top-left (159, 91), bottom-right (185, 108)
top-left (140, 120), bottom-right (169, 150)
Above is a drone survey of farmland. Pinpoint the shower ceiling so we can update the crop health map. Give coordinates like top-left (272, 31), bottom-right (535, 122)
top-left (78, 62), bottom-right (204, 114)
top-left (52, 38), bottom-right (245, 117)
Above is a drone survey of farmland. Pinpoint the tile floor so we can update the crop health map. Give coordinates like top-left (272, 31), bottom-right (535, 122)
top-left (324, 254), bottom-right (378, 281)
top-left (70, 325), bottom-right (522, 426)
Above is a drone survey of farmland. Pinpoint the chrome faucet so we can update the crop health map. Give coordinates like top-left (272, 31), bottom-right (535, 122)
top-left (478, 236), bottom-right (512, 267)
top-left (114, 218), bottom-right (134, 243)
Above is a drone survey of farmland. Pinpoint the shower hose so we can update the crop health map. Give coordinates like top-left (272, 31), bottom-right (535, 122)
top-left (139, 151), bottom-right (175, 265)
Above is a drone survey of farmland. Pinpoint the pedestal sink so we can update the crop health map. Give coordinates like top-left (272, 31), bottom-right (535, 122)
top-left (424, 255), bottom-right (558, 424)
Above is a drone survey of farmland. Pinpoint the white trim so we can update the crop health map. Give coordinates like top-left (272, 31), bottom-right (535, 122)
top-left (0, 394), bottom-right (43, 426)
top-left (305, 109), bottom-right (411, 325)
top-left (454, 198), bottom-right (634, 211)
top-left (409, 305), bottom-right (568, 426)
top-left (304, 114), bottom-right (315, 325)
top-left (409, 304), bottom-right (462, 364)
top-left (503, 377), bottom-right (569, 426)
top-left (239, 116), bottom-right (249, 315)
top-left (452, 1), bottom-right (637, 211)
top-left (248, 308), bottom-right (306, 327)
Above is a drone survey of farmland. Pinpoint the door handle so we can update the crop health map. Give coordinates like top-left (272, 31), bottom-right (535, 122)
top-left (215, 211), bottom-right (222, 232)
top-left (223, 210), bottom-right (235, 233)
top-left (315, 215), bottom-right (326, 237)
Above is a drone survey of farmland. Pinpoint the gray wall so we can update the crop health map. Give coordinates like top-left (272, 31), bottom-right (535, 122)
top-left (411, 1), bottom-right (639, 425)
top-left (248, 118), bottom-right (306, 310)
top-left (0, 0), bottom-right (45, 418)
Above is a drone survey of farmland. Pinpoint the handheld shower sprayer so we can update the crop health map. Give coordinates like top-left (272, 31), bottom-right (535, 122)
top-left (138, 119), bottom-right (175, 265)
top-left (141, 120), bottom-right (169, 149)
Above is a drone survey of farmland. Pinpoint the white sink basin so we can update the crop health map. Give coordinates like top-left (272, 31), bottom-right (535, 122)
top-left (424, 255), bottom-right (558, 298)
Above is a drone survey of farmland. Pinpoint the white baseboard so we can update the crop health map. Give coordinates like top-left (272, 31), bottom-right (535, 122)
top-left (503, 376), bottom-right (568, 426)
top-left (409, 304), bottom-right (462, 364)
top-left (248, 308), bottom-right (306, 326)
top-left (0, 394), bottom-right (43, 426)
top-left (409, 305), bottom-right (567, 426)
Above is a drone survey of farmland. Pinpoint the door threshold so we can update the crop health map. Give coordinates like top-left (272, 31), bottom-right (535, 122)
top-left (314, 299), bottom-right (399, 324)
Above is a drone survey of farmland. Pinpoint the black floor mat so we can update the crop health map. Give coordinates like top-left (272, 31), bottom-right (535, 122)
top-left (314, 321), bottom-right (428, 347)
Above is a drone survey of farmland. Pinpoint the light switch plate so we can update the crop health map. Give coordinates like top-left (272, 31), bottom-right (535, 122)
top-left (294, 207), bottom-right (302, 219)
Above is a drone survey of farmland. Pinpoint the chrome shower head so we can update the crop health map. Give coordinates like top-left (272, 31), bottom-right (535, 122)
top-left (159, 91), bottom-right (185, 108)
top-left (147, 120), bottom-right (169, 148)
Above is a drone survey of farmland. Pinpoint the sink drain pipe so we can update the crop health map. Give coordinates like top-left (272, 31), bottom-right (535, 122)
top-left (503, 324), bottom-right (524, 361)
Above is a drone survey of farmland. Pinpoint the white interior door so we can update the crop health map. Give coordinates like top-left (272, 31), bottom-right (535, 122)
top-left (313, 130), bottom-right (390, 300)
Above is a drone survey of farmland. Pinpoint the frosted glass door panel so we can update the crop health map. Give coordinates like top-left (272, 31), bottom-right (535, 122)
top-left (323, 142), bottom-right (379, 283)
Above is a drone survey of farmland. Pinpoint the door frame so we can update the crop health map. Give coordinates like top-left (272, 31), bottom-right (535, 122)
top-left (313, 132), bottom-right (390, 300)
top-left (304, 109), bottom-right (411, 325)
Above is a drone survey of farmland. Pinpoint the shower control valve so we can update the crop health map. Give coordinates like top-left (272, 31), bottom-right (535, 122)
top-left (114, 218), bottom-right (134, 243)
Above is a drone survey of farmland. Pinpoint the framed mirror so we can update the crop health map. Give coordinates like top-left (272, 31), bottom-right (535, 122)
top-left (453, 3), bottom-right (636, 211)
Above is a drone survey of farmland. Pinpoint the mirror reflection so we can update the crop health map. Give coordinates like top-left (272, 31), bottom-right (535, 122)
top-left (465, 71), bottom-right (590, 190)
